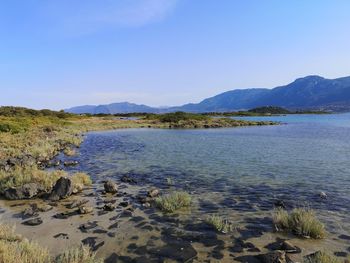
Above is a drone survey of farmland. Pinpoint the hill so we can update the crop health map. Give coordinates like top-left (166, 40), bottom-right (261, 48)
top-left (65, 75), bottom-right (350, 114)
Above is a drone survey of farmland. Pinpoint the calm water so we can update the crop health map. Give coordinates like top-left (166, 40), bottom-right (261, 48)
top-left (72, 114), bottom-right (350, 210)
top-left (21, 113), bottom-right (350, 260)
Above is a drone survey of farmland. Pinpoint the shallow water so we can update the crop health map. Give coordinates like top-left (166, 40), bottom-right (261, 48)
top-left (1, 113), bottom-right (350, 262)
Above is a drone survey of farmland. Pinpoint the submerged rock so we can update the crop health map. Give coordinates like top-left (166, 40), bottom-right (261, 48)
top-left (104, 180), bottom-right (118, 193)
top-left (67, 199), bottom-right (89, 209)
top-left (63, 160), bottom-right (78, 166)
top-left (319, 191), bottom-right (327, 199)
top-left (148, 188), bottom-right (160, 198)
top-left (4, 183), bottom-right (44, 200)
top-left (22, 217), bottom-right (43, 226)
top-left (49, 177), bottom-right (73, 201)
top-left (104, 203), bottom-right (116, 211)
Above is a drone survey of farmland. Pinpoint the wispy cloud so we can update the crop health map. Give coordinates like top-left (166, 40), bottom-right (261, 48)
top-left (44, 0), bottom-right (178, 36)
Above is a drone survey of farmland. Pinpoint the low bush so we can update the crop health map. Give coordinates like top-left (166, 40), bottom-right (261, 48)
top-left (205, 214), bottom-right (234, 233)
top-left (54, 245), bottom-right (102, 263)
top-left (304, 251), bottom-right (342, 263)
top-left (155, 191), bottom-right (191, 213)
top-left (273, 208), bottom-right (326, 239)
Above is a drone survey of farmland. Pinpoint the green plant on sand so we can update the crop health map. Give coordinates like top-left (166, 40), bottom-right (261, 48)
top-left (205, 214), bottom-right (234, 233)
top-left (155, 191), bottom-right (191, 213)
top-left (273, 208), bottom-right (326, 239)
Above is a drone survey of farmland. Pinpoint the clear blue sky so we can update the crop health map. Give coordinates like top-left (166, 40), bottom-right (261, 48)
top-left (1, 0), bottom-right (350, 110)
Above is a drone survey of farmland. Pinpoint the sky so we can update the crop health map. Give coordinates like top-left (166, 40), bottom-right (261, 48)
top-left (1, 0), bottom-right (350, 110)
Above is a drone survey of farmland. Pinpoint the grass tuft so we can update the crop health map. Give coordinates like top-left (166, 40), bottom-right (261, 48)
top-left (0, 224), bottom-right (50, 263)
top-left (273, 208), bottom-right (326, 239)
top-left (155, 191), bottom-right (191, 213)
top-left (205, 214), bottom-right (234, 233)
top-left (304, 251), bottom-right (342, 263)
top-left (54, 245), bottom-right (102, 263)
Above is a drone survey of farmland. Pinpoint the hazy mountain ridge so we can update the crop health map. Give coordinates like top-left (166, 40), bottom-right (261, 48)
top-left (66, 75), bottom-right (350, 114)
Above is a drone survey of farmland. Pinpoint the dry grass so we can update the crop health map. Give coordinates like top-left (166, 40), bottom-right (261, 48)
top-left (155, 191), bottom-right (191, 213)
top-left (0, 224), bottom-right (102, 263)
top-left (0, 168), bottom-right (91, 195)
top-left (205, 214), bottom-right (234, 233)
top-left (54, 245), bottom-right (102, 263)
top-left (0, 166), bottom-right (67, 193)
top-left (63, 148), bottom-right (76, 156)
top-left (304, 251), bottom-right (342, 263)
top-left (273, 208), bottom-right (326, 239)
top-left (0, 224), bottom-right (50, 263)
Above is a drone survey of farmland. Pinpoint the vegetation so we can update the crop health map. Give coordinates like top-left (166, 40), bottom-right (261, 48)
top-left (205, 214), bottom-right (234, 233)
top-left (54, 245), bottom-right (102, 263)
top-left (304, 251), bottom-right (343, 263)
top-left (0, 167), bottom-right (91, 194)
top-left (273, 208), bottom-right (326, 239)
top-left (146, 111), bottom-right (209, 122)
top-left (155, 191), bottom-right (191, 213)
top-left (0, 224), bottom-right (101, 263)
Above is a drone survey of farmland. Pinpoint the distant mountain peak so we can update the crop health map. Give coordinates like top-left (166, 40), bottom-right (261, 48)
top-left (65, 75), bottom-right (350, 114)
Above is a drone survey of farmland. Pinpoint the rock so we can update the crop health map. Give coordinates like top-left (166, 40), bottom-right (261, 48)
top-left (37, 204), bottom-right (53, 212)
top-left (22, 204), bottom-right (39, 218)
top-left (138, 196), bottom-right (152, 204)
top-left (73, 183), bottom-right (84, 194)
top-left (67, 199), bottom-right (89, 209)
top-left (4, 183), bottom-right (44, 200)
top-left (22, 217), bottom-right (43, 226)
top-left (79, 206), bottom-right (93, 214)
top-left (142, 202), bottom-right (151, 208)
top-left (63, 160), bottom-right (78, 166)
top-left (148, 188), bottom-right (159, 198)
top-left (49, 177), bottom-right (73, 201)
top-left (121, 175), bottom-right (137, 184)
top-left (319, 191), bottom-right (327, 199)
top-left (274, 200), bottom-right (286, 209)
top-left (119, 201), bottom-right (129, 207)
top-left (104, 180), bottom-right (117, 193)
top-left (257, 251), bottom-right (286, 263)
top-left (104, 203), bottom-right (116, 211)
top-left (280, 240), bottom-right (301, 254)
top-left (79, 221), bottom-right (98, 232)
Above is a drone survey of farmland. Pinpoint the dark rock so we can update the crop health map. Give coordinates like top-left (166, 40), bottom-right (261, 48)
top-left (4, 183), bottom-right (44, 200)
top-left (120, 210), bottom-right (133, 217)
top-left (339, 234), bottom-right (350, 240)
top-left (63, 160), bottom-right (78, 166)
top-left (54, 233), bottom-right (69, 239)
top-left (274, 200), bottom-right (286, 209)
top-left (49, 177), bottom-right (73, 201)
top-left (104, 203), bottom-right (116, 211)
top-left (22, 217), bottom-right (43, 226)
top-left (266, 239), bottom-right (301, 254)
top-left (104, 180), bottom-right (118, 193)
top-left (79, 221), bottom-right (98, 232)
top-left (121, 175), bottom-right (137, 184)
top-left (119, 201), bottom-right (129, 207)
top-left (334, 251), bottom-right (348, 257)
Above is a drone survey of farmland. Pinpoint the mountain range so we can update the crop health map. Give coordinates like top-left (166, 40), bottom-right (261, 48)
top-left (65, 75), bottom-right (350, 114)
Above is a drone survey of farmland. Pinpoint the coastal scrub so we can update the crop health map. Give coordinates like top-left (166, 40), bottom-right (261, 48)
top-left (155, 191), bottom-right (191, 213)
top-left (273, 208), bottom-right (326, 239)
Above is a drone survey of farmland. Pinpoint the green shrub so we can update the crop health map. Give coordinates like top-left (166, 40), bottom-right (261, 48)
top-left (273, 208), bottom-right (326, 239)
top-left (205, 214), bottom-right (234, 233)
top-left (304, 251), bottom-right (342, 263)
top-left (54, 245), bottom-right (102, 263)
top-left (155, 191), bottom-right (191, 212)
